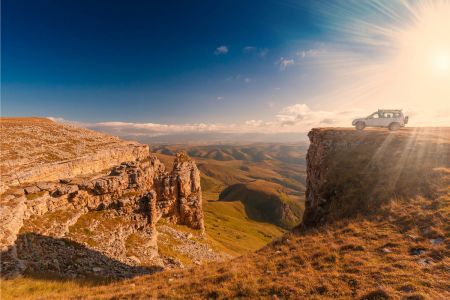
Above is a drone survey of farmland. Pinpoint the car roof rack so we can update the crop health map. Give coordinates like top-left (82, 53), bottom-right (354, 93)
top-left (378, 109), bottom-right (402, 112)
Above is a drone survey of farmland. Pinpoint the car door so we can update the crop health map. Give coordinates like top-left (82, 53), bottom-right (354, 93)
top-left (383, 112), bottom-right (395, 127)
top-left (365, 112), bottom-right (381, 126)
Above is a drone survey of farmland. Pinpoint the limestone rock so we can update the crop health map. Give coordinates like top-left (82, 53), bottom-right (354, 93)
top-left (24, 185), bottom-right (40, 195)
top-left (0, 196), bottom-right (27, 252)
top-left (1, 147), bottom-right (205, 279)
top-left (155, 152), bottom-right (204, 231)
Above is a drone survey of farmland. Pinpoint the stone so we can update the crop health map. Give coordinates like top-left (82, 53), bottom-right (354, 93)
top-left (128, 256), bottom-right (141, 264)
top-left (24, 186), bottom-right (40, 195)
top-left (52, 184), bottom-right (79, 197)
top-left (12, 189), bottom-right (25, 197)
top-left (430, 238), bottom-right (443, 245)
top-left (36, 182), bottom-right (57, 191)
top-left (409, 248), bottom-right (426, 256)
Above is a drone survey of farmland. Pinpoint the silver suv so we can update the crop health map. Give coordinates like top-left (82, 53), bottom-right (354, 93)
top-left (352, 109), bottom-right (409, 131)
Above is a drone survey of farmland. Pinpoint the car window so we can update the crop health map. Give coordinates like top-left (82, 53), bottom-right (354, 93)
top-left (369, 113), bottom-right (379, 119)
top-left (385, 113), bottom-right (393, 118)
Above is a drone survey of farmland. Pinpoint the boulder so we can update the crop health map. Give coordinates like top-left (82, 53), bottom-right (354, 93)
top-left (24, 185), bottom-right (40, 195)
top-left (36, 182), bottom-right (57, 191)
top-left (52, 184), bottom-right (79, 197)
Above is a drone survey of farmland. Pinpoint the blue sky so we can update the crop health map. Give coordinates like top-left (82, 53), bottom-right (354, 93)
top-left (2, 0), bottom-right (326, 122)
top-left (2, 0), bottom-right (449, 136)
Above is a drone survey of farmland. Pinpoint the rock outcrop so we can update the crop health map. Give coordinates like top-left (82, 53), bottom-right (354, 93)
top-left (155, 153), bottom-right (204, 231)
top-left (2, 143), bottom-right (149, 193)
top-left (1, 117), bottom-right (143, 193)
top-left (302, 128), bottom-right (450, 227)
top-left (0, 119), bottom-right (205, 279)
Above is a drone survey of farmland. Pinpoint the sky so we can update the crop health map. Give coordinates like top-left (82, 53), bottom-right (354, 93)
top-left (2, 0), bottom-right (450, 140)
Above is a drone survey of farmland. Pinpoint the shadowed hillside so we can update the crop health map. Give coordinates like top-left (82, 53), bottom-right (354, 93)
top-left (23, 128), bottom-right (449, 300)
top-left (219, 180), bottom-right (303, 229)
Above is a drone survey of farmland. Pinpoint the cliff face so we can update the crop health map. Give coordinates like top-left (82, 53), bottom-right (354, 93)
top-left (155, 153), bottom-right (204, 230)
top-left (4, 143), bottom-right (150, 190)
top-left (0, 117), bottom-right (138, 193)
top-left (303, 128), bottom-right (450, 226)
top-left (0, 119), bottom-right (206, 279)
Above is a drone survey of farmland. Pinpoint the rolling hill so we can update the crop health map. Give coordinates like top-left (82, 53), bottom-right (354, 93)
top-left (152, 143), bottom-right (307, 232)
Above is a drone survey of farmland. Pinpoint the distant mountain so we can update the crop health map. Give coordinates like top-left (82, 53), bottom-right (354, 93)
top-left (117, 132), bottom-right (309, 144)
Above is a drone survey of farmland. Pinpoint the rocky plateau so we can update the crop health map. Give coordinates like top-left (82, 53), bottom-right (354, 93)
top-left (0, 118), bottom-right (218, 280)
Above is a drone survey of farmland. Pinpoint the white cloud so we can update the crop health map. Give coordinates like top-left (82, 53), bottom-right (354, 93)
top-left (225, 74), bottom-right (253, 84)
top-left (276, 57), bottom-right (295, 70)
top-left (243, 46), bottom-right (256, 53)
top-left (275, 104), bottom-right (361, 128)
top-left (217, 96), bottom-right (224, 100)
top-left (243, 46), bottom-right (269, 58)
top-left (214, 45), bottom-right (229, 55)
top-left (296, 47), bottom-right (326, 59)
top-left (245, 119), bottom-right (264, 126)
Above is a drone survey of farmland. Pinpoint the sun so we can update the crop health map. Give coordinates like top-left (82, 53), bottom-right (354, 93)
top-left (371, 1), bottom-right (450, 123)
top-left (395, 2), bottom-right (450, 77)
top-left (431, 51), bottom-right (450, 72)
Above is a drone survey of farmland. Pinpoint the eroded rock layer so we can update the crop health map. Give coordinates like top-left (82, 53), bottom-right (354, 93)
top-left (1, 126), bottom-right (205, 279)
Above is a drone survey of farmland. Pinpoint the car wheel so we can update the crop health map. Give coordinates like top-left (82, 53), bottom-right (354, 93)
top-left (388, 123), bottom-right (400, 131)
top-left (355, 122), bottom-right (365, 131)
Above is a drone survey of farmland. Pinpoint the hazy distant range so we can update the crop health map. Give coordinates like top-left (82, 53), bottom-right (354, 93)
top-left (113, 132), bottom-right (310, 145)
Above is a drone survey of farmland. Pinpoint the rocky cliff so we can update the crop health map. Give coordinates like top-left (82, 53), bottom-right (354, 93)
top-left (302, 127), bottom-right (450, 226)
top-left (0, 118), bottom-right (208, 279)
top-left (0, 117), bottom-right (149, 193)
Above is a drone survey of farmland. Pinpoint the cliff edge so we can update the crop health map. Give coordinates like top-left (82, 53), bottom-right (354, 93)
top-left (0, 118), bottom-right (211, 279)
top-left (303, 127), bottom-right (450, 226)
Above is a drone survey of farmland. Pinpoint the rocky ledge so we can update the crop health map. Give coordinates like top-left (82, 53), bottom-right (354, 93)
top-left (1, 143), bottom-right (208, 278)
